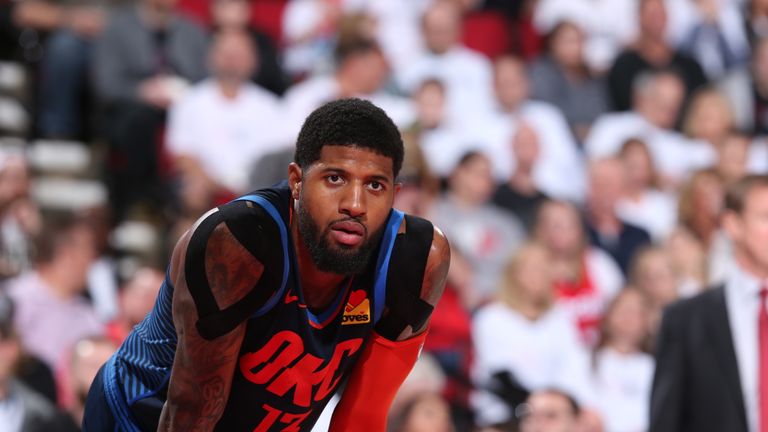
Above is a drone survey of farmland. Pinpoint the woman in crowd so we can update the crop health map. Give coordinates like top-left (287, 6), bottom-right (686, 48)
top-left (591, 288), bottom-right (655, 432)
top-left (533, 199), bottom-right (623, 346)
top-left (528, 20), bottom-right (609, 142)
top-left (472, 242), bottom-right (592, 428)
top-left (615, 138), bottom-right (677, 242)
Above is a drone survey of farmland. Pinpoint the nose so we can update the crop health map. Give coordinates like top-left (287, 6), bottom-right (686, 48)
top-left (339, 182), bottom-right (366, 218)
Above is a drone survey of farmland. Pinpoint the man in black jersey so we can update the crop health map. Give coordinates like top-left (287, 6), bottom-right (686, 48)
top-left (82, 98), bottom-right (450, 432)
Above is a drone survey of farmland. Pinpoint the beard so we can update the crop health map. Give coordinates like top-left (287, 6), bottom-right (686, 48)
top-left (297, 201), bottom-right (386, 275)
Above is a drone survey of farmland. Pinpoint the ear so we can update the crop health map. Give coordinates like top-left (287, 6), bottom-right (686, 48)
top-left (287, 163), bottom-right (303, 200)
top-left (394, 182), bottom-right (402, 197)
top-left (722, 209), bottom-right (742, 243)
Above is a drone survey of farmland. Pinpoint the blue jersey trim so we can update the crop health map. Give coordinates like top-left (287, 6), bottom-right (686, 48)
top-left (373, 209), bottom-right (404, 323)
top-left (234, 194), bottom-right (291, 318)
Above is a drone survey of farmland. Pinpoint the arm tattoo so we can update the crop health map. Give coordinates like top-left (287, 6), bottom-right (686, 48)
top-left (159, 221), bottom-right (263, 431)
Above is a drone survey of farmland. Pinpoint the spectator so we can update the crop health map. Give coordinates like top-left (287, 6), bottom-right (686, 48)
top-left (492, 122), bottom-right (549, 231)
top-left (388, 392), bottom-right (455, 432)
top-left (528, 20), bottom-right (609, 142)
top-left (36, 1), bottom-right (110, 139)
top-left (677, 168), bottom-right (725, 250)
top-left (664, 227), bottom-right (708, 296)
top-left (591, 288), bottom-right (654, 432)
top-left (284, 37), bottom-right (414, 141)
top-left (281, 0), bottom-right (344, 79)
top-left (615, 138), bottom-right (677, 242)
top-left (472, 243), bottom-right (592, 427)
top-left (586, 158), bottom-right (652, 275)
top-left (6, 213), bottom-right (102, 370)
top-left (746, 0), bottom-right (768, 44)
top-left (682, 86), bottom-right (735, 146)
top-left (62, 336), bottom-right (116, 428)
top-left (407, 78), bottom-right (473, 178)
top-left (650, 175), bottom-right (768, 432)
top-left (586, 70), bottom-right (716, 185)
top-left (518, 389), bottom-right (586, 432)
top-left (166, 28), bottom-right (286, 211)
top-left (607, 0), bottom-right (706, 112)
top-left (0, 152), bottom-right (40, 280)
top-left (93, 0), bottom-right (208, 219)
top-left (105, 267), bottom-right (163, 345)
top-left (533, 199), bottom-right (623, 346)
top-left (480, 55), bottom-right (586, 202)
top-left (719, 36), bottom-right (768, 134)
top-left (429, 151), bottom-right (525, 299)
top-left (533, 0), bottom-right (638, 72)
top-left (716, 132), bottom-right (752, 187)
top-left (210, 0), bottom-right (287, 96)
top-left (628, 246), bottom-right (684, 334)
top-left (0, 294), bottom-right (78, 432)
top-left (395, 0), bottom-right (495, 121)
top-left (679, 0), bottom-right (750, 80)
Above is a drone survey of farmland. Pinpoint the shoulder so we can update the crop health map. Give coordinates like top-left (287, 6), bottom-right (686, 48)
top-left (662, 285), bottom-right (724, 326)
top-left (397, 215), bottom-right (450, 305)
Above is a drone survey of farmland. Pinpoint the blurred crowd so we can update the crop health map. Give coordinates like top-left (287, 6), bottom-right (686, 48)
top-left (0, 0), bottom-right (763, 430)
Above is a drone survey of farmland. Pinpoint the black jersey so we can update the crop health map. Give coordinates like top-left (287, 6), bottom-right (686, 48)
top-left (101, 183), bottom-right (426, 431)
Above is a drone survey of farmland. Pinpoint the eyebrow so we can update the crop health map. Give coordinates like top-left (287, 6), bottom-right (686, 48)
top-left (320, 167), bottom-right (393, 184)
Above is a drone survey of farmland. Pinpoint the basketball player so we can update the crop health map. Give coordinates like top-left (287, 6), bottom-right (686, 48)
top-left (81, 98), bottom-right (451, 431)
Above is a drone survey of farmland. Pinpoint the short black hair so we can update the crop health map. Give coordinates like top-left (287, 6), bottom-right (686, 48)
top-left (294, 98), bottom-right (404, 177)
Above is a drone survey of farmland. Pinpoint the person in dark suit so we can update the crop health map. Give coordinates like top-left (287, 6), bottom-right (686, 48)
top-left (650, 174), bottom-right (768, 432)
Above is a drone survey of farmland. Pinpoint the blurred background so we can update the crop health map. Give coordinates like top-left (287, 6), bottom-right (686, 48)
top-left (0, 0), bottom-right (760, 430)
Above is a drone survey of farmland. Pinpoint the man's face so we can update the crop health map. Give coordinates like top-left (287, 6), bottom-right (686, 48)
top-left (520, 392), bottom-right (578, 432)
top-left (726, 186), bottom-right (768, 276)
top-left (423, 2), bottom-right (461, 54)
top-left (210, 32), bottom-right (257, 83)
top-left (291, 146), bottom-right (397, 275)
top-left (494, 58), bottom-right (529, 111)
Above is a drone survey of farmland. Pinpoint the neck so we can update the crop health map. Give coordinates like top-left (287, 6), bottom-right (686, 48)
top-left (590, 208), bottom-right (621, 234)
top-left (636, 36), bottom-right (671, 64)
top-left (290, 211), bottom-right (347, 311)
top-left (217, 80), bottom-right (241, 100)
top-left (624, 183), bottom-right (645, 200)
top-left (37, 265), bottom-right (77, 300)
top-left (509, 167), bottom-right (536, 193)
top-left (735, 249), bottom-right (768, 281)
top-left (139, 2), bottom-right (172, 29)
top-left (516, 299), bottom-right (547, 321)
top-left (608, 339), bottom-right (639, 355)
top-left (336, 72), bottom-right (364, 99)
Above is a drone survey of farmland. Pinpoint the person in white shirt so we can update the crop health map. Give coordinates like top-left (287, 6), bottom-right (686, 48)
top-left (532, 199), bottom-right (624, 347)
top-left (472, 243), bottom-right (593, 427)
top-left (166, 29), bottom-right (286, 204)
top-left (475, 55), bottom-right (586, 202)
top-left (651, 174), bottom-right (768, 432)
top-left (395, 0), bottom-right (495, 122)
top-left (592, 288), bottom-right (655, 432)
top-left (283, 38), bottom-right (415, 141)
top-left (616, 138), bottom-right (677, 242)
top-left (586, 70), bottom-right (716, 186)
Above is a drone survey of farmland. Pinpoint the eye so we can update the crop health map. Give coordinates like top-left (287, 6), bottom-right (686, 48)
top-left (327, 174), bottom-right (343, 185)
top-left (368, 181), bottom-right (384, 191)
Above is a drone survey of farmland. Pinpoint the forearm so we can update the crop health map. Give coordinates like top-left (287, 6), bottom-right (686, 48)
top-left (158, 325), bottom-right (244, 432)
top-left (158, 375), bottom-right (228, 432)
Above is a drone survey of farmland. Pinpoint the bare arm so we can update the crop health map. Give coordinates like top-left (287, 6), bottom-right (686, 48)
top-left (158, 220), bottom-right (264, 431)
